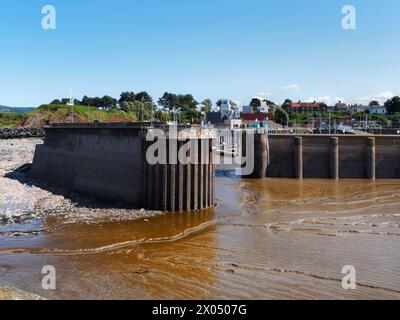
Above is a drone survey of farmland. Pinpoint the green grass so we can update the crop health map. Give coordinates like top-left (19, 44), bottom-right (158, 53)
top-left (0, 104), bottom-right (139, 128)
top-left (0, 112), bottom-right (29, 127)
top-left (36, 104), bottom-right (138, 122)
top-left (287, 111), bottom-right (356, 125)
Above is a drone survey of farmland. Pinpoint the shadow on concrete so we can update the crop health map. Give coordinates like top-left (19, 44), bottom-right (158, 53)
top-left (5, 164), bottom-right (137, 210)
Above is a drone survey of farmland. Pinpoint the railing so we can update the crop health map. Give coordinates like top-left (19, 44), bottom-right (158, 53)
top-left (212, 126), bottom-right (375, 157)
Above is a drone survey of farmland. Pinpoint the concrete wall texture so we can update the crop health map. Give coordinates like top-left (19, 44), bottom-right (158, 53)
top-left (256, 135), bottom-right (400, 179)
top-left (30, 126), bottom-right (215, 211)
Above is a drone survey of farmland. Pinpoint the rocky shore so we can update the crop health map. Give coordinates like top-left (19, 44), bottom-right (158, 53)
top-left (0, 138), bottom-right (162, 226)
top-left (0, 128), bottom-right (45, 139)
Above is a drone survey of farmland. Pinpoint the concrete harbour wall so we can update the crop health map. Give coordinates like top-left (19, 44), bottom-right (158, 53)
top-left (251, 134), bottom-right (400, 179)
top-left (30, 124), bottom-right (215, 211)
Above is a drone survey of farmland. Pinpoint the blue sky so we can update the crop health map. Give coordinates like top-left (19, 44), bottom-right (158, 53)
top-left (0, 0), bottom-right (399, 108)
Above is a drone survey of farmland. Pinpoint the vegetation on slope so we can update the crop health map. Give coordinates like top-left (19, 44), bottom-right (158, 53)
top-left (0, 104), bottom-right (141, 128)
top-left (0, 112), bottom-right (29, 127)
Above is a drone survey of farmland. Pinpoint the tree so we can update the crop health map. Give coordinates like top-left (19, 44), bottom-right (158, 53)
top-left (250, 98), bottom-right (261, 108)
top-left (385, 96), bottom-right (400, 114)
top-left (82, 96), bottom-right (94, 106)
top-left (120, 101), bottom-right (152, 121)
top-left (120, 101), bottom-right (133, 113)
top-left (154, 109), bottom-right (171, 122)
top-left (158, 92), bottom-right (200, 123)
top-left (320, 103), bottom-right (328, 112)
top-left (200, 99), bottom-right (212, 113)
top-left (369, 100), bottom-right (380, 107)
top-left (176, 94), bottom-right (199, 124)
top-left (393, 112), bottom-right (400, 121)
top-left (100, 95), bottom-right (117, 109)
top-left (282, 99), bottom-right (292, 110)
top-left (265, 100), bottom-right (276, 107)
top-left (158, 92), bottom-right (178, 110)
top-left (274, 107), bottom-right (289, 126)
top-left (136, 91), bottom-right (153, 105)
top-left (92, 97), bottom-right (102, 108)
top-left (178, 94), bottom-right (198, 110)
top-left (119, 92), bottom-right (136, 104)
top-left (372, 114), bottom-right (390, 128)
top-left (50, 99), bottom-right (61, 104)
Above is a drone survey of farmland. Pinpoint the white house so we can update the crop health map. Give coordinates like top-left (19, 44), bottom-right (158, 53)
top-left (259, 101), bottom-right (270, 113)
top-left (349, 104), bottom-right (387, 115)
top-left (368, 106), bottom-right (387, 115)
top-left (220, 99), bottom-right (232, 112)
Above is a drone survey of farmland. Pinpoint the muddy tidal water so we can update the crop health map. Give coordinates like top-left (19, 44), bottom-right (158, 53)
top-left (1, 141), bottom-right (400, 299)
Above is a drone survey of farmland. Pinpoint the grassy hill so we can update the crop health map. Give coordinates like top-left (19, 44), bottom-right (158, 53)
top-left (0, 104), bottom-right (139, 128)
top-left (0, 106), bottom-right (35, 113)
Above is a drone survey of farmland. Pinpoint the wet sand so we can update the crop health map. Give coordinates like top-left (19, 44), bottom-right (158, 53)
top-left (0, 285), bottom-right (44, 300)
top-left (1, 139), bottom-right (400, 299)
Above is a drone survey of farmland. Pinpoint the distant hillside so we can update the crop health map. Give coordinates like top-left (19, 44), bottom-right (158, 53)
top-left (0, 104), bottom-right (138, 128)
top-left (0, 106), bottom-right (35, 113)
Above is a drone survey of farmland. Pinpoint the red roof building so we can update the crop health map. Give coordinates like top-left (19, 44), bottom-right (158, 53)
top-left (240, 113), bottom-right (272, 121)
top-left (286, 102), bottom-right (328, 114)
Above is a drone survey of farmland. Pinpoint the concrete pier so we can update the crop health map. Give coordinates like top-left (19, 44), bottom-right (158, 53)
top-left (185, 163), bottom-right (191, 212)
top-left (242, 132), bottom-right (269, 178)
top-left (30, 123), bottom-right (216, 212)
top-left (366, 137), bottom-right (376, 180)
top-left (330, 137), bottom-right (339, 180)
top-left (294, 137), bottom-right (303, 180)
top-left (247, 133), bottom-right (400, 179)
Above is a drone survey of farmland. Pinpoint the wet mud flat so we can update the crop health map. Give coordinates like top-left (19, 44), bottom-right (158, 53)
top-left (1, 139), bottom-right (400, 300)
top-left (0, 285), bottom-right (44, 300)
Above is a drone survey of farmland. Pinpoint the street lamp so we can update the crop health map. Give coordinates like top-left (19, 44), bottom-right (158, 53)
top-left (201, 111), bottom-right (206, 127)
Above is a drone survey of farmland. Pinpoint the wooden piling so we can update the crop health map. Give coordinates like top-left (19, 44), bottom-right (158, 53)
top-left (330, 137), bottom-right (339, 180)
top-left (366, 137), bottom-right (376, 180)
top-left (294, 136), bottom-right (303, 180)
top-left (186, 160), bottom-right (191, 211)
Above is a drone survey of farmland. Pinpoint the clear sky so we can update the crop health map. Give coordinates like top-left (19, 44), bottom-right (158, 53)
top-left (1, 0), bottom-right (399, 108)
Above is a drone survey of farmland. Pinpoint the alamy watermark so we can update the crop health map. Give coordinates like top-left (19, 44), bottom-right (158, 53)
top-left (342, 5), bottom-right (356, 30)
top-left (41, 5), bottom-right (56, 30)
top-left (341, 265), bottom-right (356, 290)
top-left (41, 265), bottom-right (56, 290)
top-left (145, 127), bottom-right (255, 176)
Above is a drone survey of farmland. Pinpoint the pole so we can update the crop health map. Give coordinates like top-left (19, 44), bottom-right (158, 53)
top-left (328, 113), bottom-right (331, 134)
top-left (294, 137), bottom-right (303, 179)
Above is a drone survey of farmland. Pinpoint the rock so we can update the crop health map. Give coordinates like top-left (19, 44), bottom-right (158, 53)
top-left (0, 128), bottom-right (45, 140)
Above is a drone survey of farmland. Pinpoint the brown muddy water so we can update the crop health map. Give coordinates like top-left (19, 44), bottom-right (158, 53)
top-left (1, 139), bottom-right (400, 299)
